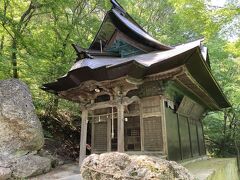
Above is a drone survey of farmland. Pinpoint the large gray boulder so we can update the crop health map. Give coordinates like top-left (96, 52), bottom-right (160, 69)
top-left (0, 79), bottom-right (50, 179)
top-left (0, 79), bottom-right (44, 158)
top-left (12, 154), bottom-right (51, 178)
top-left (81, 152), bottom-right (194, 180)
top-left (0, 153), bottom-right (52, 179)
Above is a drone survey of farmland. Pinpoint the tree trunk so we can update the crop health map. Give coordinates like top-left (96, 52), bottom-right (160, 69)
top-left (234, 139), bottom-right (240, 170)
top-left (11, 37), bottom-right (18, 78)
top-left (0, 35), bottom-right (4, 55)
top-left (221, 111), bottom-right (228, 156)
top-left (45, 96), bottom-right (59, 116)
top-left (52, 97), bottom-right (59, 115)
top-left (223, 111), bottom-right (227, 136)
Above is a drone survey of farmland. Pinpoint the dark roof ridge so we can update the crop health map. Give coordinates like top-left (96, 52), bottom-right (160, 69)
top-left (110, 0), bottom-right (126, 13)
top-left (88, 0), bottom-right (172, 52)
top-left (110, 0), bottom-right (147, 33)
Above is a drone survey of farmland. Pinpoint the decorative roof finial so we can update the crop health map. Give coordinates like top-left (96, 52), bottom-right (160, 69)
top-left (72, 44), bottom-right (93, 60)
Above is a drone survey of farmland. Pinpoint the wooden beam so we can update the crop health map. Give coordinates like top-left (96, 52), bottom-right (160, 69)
top-left (176, 72), bottom-right (219, 110)
top-left (145, 66), bottom-right (184, 82)
top-left (117, 104), bottom-right (124, 152)
top-left (86, 96), bottom-right (139, 110)
top-left (79, 109), bottom-right (88, 166)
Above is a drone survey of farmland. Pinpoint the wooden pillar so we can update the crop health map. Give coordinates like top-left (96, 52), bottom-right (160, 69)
top-left (161, 98), bottom-right (168, 155)
top-left (117, 104), bottom-right (124, 152)
top-left (139, 102), bottom-right (144, 151)
top-left (91, 121), bottom-right (95, 153)
top-left (107, 118), bottom-right (112, 152)
top-left (79, 109), bottom-right (88, 166)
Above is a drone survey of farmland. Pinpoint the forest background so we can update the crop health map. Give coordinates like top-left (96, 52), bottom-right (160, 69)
top-left (0, 0), bottom-right (239, 161)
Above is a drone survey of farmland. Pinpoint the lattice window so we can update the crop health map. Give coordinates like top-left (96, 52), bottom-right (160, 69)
top-left (94, 122), bottom-right (107, 152)
top-left (141, 96), bottom-right (163, 151)
top-left (143, 116), bottom-right (163, 151)
top-left (124, 117), bottom-right (141, 151)
top-left (141, 96), bottom-right (162, 115)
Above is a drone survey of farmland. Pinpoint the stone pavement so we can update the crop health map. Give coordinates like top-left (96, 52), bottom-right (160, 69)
top-left (30, 163), bottom-right (81, 180)
top-left (184, 158), bottom-right (239, 180)
top-left (31, 157), bottom-right (240, 180)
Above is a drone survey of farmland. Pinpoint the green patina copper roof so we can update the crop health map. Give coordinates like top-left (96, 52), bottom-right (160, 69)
top-left (106, 39), bottom-right (144, 57)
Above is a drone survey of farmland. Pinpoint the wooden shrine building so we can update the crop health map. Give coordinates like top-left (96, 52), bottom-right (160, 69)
top-left (42, 0), bottom-right (230, 165)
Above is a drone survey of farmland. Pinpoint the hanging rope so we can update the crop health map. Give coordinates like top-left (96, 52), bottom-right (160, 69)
top-left (88, 112), bottom-right (117, 118)
top-left (111, 106), bottom-right (114, 139)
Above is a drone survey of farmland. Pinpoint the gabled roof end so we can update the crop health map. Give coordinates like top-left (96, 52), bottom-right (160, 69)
top-left (110, 0), bottom-right (126, 13)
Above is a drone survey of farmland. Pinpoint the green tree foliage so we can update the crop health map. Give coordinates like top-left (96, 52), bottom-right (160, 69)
top-left (0, 0), bottom-right (239, 158)
top-left (204, 38), bottom-right (240, 157)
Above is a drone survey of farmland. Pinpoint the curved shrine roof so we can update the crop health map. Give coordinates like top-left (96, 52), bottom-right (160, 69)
top-left (42, 0), bottom-right (230, 110)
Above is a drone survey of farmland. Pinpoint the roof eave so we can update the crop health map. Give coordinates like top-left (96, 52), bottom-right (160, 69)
top-left (185, 48), bottom-right (231, 109)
